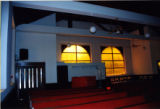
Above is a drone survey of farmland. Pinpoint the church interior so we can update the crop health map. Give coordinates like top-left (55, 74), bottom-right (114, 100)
top-left (1, 1), bottom-right (160, 109)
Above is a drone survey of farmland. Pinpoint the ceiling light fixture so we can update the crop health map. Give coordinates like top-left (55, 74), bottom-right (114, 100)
top-left (145, 33), bottom-right (150, 38)
top-left (89, 26), bottom-right (96, 34)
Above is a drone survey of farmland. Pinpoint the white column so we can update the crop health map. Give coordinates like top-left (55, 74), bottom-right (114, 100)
top-left (1, 2), bottom-right (11, 90)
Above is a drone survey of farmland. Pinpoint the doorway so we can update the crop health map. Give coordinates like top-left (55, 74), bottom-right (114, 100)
top-left (57, 65), bottom-right (69, 88)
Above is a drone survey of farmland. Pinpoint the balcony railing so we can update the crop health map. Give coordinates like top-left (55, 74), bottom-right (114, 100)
top-left (16, 62), bottom-right (45, 90)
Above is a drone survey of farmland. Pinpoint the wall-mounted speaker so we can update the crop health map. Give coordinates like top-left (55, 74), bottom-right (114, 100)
top-left (19, 49), bottom-right (28, 60)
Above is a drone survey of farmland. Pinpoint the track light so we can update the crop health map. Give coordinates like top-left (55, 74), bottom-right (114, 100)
top-left (145, 33), bottom-right (150, 38)
top-left (89, 26), bottom-right (96, 34)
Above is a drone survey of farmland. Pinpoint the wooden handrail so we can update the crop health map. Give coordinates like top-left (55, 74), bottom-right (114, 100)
top-left (16, 62), bottom-right (45, 90)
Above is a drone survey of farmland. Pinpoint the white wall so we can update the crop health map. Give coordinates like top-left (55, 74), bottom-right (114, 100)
top-left (56, 20), bottom-right (116, 31)
top-left (16, 23), bottom-right (134, 84)
top-left (31, 14), bottom-right (56, 27)
top-left (58, 63), bottom-right (105, 82)
top-left (57, 35), bottom-right (133, 77)
top-left (56, 20), bottom-right (68, 27)
top-left (131, 39), bottom-right (153, 75)
top-left (15, 19), bottom-right (156, 85)
top-left (72, 20), bottom-right (102, 30)
top-left (16, 31), bottom-right (57, 83)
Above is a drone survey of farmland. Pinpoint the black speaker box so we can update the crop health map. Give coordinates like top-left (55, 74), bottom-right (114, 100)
top-left (19, 49), bottom-right (28, 60)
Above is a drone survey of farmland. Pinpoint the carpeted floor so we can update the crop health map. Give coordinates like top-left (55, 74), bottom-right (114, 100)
top-left (30, 88), bottom-right (160, 109)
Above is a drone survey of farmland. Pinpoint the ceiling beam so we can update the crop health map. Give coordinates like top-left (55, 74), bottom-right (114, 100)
top-left (16, 24), bottom-right (145, 39)
top-left (12, 1), bottom-right (160, 27)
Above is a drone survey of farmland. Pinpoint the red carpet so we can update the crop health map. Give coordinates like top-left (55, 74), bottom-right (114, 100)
top-left (30, 88), bottom-right (104, 98)
top-left (32, 90), bottom-right (107, 102)
top-left (32, 92), bottom-right (127, 109)
top-left (60, 96), bottom-right (145, 109)
top-left (31, 88), bottom-right (159, 109)
top-left (124, 101), bottom-right (160, 109)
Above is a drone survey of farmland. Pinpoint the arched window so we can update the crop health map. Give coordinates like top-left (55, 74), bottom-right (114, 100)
top-left (158, 61), bottom-right (160, 73)
top-left (61, 45), bottom-right (91, 63)
top-left (158, 61), bottom-right (160, 67)
top-left (101, 46), bottom-right (126, 76)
